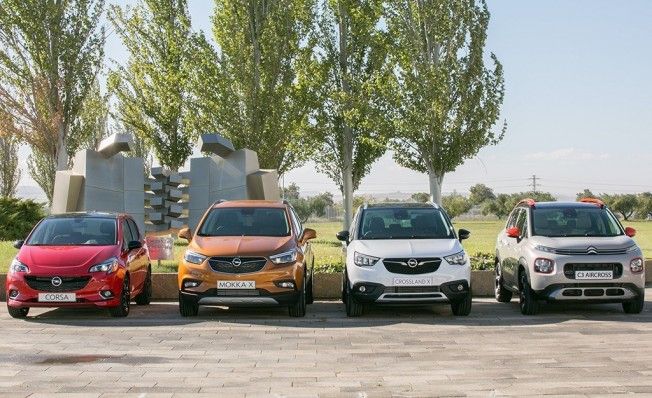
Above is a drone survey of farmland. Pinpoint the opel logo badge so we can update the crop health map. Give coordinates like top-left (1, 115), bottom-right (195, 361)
top-left (407, 258), bottom-right (418, 268)
top-left (587, 246), bottom-right (598, 255)
top-left (232, 257), bottom-right (242, 267)
top-left (51, 277), bottom-right (62, 287)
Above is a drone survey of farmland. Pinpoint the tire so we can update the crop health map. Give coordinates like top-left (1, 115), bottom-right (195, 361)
top-left (179, 292), bottom-right (199, 317)
top-left (109, 276), bottom-right (131, 318)
top-left (623, 292), bottom-right (645, 314)
top-left (519, 271), bottom-right (539, 316)
top-left (306, 270), bottom-right (314, 305)
top-left (341, 272), bottom-right (347, 304)
top-left (289, 274), bottom-right (307, 317)
top-left (7, 304), bottom-right (29, 319)
top-left (344, 276), bottom-right (363, 317)
top-left (134, 267), bottom-right (152, 305)
top-left (451, 290), bottom-right (472, 316)
top-left (495, 262), bottom-right (513, 303)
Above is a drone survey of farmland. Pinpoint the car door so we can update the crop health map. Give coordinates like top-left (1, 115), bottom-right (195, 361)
top-left (120, 218), bottom-right (139, 295)
top-left (512, 208), bottom-right (530, 283)
top-left (126, 218), bottom-right (148, 293)
top-left (290, 208), bottom-right (313, 274)
top-left (500, 208), bottom-right (522, 288)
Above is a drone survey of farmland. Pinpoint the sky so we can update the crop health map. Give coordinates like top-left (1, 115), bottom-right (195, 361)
top-left (16, 1), bottom-right (652, 200)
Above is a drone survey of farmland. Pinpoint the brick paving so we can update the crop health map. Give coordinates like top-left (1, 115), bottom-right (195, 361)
top-left (1, 290), bottom-right (652, 397)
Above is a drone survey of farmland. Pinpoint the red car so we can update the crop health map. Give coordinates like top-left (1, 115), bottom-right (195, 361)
top-left (5, 212), bottom-right (152, 318)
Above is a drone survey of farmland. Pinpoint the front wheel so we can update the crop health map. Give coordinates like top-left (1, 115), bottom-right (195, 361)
top-left (519, 272), bottom-right (539, 316)
top-left (623, 292), bottom-right (645, 314)
top-left (306, 270), bottom-right (314, 305)
top-left (289, 275), bottom-right (307, 317)
top-left (344, 276), bottom-right (364, 317)
top-left (451, 291), bottom-right (472, 316)
top-left (495, 263), bottom-right (513, 303)
top-left (135, 267), bottom-right (152, 305)
top-left (179, 292), bottom-right (199, 317)
top-left (7, 305), bottom-right (29, 319)
top-left (109, 276), bottom-right (131, 318)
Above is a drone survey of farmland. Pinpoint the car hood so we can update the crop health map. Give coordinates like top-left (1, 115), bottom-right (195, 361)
top-left (351, 239), bottom-right (462, 258)
top-left (18, 245), bottom-right (119, 273)
top-left (530, 235), bottom-right (636, 250)
top-left (191, 235), bottom-right (295, 257)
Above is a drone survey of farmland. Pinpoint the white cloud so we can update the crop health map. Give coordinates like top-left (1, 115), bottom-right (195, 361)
top-left (524, 147), bottom-right (610, 161)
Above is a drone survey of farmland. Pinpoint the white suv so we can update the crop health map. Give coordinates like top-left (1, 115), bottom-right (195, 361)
top-left (337, 203), bottom-right (472, 317)
top-left (495, 198), bottom-right (645, 315)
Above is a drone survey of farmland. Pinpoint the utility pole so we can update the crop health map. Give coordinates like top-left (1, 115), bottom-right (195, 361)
top-left (529, 174), bottom-right (539, 194)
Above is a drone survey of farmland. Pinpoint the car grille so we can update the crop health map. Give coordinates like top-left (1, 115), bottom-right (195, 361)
top-left (208, 257), bottom-right (267, 274)
top-left (553, 247), bottom-right (630, 255)
top-left (24, 276), bottom-right (91, 292)
top-left (383, 258), bottom-right (441, 275)
top-left (564, 263), bottom-right (623, 279)
top-left (216, 289), bottom-right (260, 296)
top-left (383, 286), bottom-right (440, 294)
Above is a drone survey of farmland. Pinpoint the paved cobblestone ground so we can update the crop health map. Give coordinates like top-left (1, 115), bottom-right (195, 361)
top-left (1, 290), bottom-right (652, 397)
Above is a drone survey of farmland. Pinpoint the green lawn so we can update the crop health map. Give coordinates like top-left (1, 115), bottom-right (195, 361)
top-left (2, 220), bottom-right (651, 273)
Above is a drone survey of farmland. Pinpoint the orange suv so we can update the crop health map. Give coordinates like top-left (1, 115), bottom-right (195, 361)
top-left (177, 200), bottom-right (316, 317)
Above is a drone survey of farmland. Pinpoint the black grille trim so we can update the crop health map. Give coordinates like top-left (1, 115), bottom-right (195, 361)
top-left (383, 286), bottom-right (440, 294)
top-left (383, 258), bottom-right (441, 275)
top-left (24, 276), bottom-right (91, 292)
top-left (564, 263), bottom-right (623, 280)
top-left (208, 257), bottom-right (267, 274)
top-left (554, 248), bottom-right (630, 256)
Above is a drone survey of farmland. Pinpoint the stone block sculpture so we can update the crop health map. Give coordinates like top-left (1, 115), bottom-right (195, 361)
top-left (51, 132), bottom-right (281, 234)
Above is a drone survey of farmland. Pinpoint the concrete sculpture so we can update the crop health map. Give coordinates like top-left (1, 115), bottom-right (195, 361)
top-left (51, 133), bottom-right (280, 234)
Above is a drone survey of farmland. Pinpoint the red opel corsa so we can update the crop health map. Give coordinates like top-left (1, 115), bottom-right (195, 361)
top-left (5, 212), bottom-right (152, 318)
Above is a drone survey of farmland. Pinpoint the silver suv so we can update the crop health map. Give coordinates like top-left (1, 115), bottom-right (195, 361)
top-left (495, 198), bottom-right (645, 315)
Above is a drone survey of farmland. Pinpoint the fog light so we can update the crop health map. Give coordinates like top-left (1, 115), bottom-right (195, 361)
top-left (183, 280), bottom-right (200, 288)
top-left (276, 281), bottom-right (295, 289)
top-left (8, 290), bottom-right (18, 299)
top-left (359, 286), bottom-right (366, 292)
top-left (534, 258), bottom-right (554, 273)
top-left (100, 290), bottom-right (114, 298)
top-left (457, 284), bottom-right (464, 291)
top-left (630, 258), bottom-right (644, 273)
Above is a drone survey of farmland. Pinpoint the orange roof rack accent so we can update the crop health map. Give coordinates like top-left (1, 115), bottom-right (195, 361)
top-left (579, 197), bottom-right (605, 208)
top-left (518, 198), bottom-right (536, 208)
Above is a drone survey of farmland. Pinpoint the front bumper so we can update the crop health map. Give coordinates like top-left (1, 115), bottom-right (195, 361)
top-left (535, 282), bottom-right (644, 303)
top-left (350, 280), bottom-right (470, 304)
top-left (180, 289), bottom-right (299, 306)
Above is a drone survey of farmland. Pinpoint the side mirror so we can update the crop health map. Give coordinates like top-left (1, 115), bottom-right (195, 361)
top-left (506, 227), bottom-right (521, 239)
top-left (458, 229), bottom-right (470, 241)
top-left (625, 227), bottom-right (636, 237)
top-left (178, 227), bottom-right (192, 241)
top-left (128, 240), bottom-right (143, 251)
top-left (301, 228), bottom-right (317, 243)
top-left (336, 230), bottom-right (350, 242)
top-left (13, 240), bottom-right (24, 249)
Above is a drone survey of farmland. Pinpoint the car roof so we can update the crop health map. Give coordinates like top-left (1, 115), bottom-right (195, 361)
top-left (47, 211), bottom-right (123, 219)
top-left (527, 201), bottom-right (605, 209)
top-left (212, 200), bottom-right (288, 209)
top-left (365, 202), bottom-right (440, 209)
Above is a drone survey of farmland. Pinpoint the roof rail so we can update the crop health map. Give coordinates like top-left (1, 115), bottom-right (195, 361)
top-left (428, 201), bottom-right (440, 209)
top-left (281, 199), bottom-right (290, 205)
top-left (579, 197), bottom-right (605, 208)
top-left (210, 199), bottom-right (225, 207)
top-left (518, 198), bottom-right (536, 208)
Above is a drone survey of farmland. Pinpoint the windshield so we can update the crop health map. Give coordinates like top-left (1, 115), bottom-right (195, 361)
top-left (359, 208), bottom-right (455, 240)
top-left (532, 207), bottom-right (623, 237)
top-left (27, 217), bottom-right (117, 246)
top-left (198, 207), bottom-right (290, 237)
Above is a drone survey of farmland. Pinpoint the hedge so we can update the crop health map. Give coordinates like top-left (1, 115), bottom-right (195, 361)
top-left (0, 197), bottom-right (45, 241)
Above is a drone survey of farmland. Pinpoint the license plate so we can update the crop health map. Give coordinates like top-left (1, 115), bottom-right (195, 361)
top-left (38, 293), bottom-right (76, 302)
top-left (217, 280), bottom-right (256, 289)
top-left (575, 271), bottom-right (613, 280)
top-left (392, 277), bottom-right (433, 286)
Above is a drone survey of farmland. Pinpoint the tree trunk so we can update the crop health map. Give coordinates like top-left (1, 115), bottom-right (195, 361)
top-left (427, 171), bottom-right (444, 205)
top-left (338, 1), bottom-right (354, 230)
top-left (342, 156), bottom-right (354, 230)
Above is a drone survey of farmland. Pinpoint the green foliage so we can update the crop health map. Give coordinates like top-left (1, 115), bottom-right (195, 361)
top-left (192, 0), bottom-right (318, 175)
top-left (310, 192), bottom-right (334, 218)
top-left (0, 0), bottom-right (105, 200)
top-left (283, 183), bottom-right (336, 222)
top-left (67, 79), bottom-right (110, 153)
top-left (108, 0), bottom-right (203, 171)
top-left (482, 191), bottom-right (556, 218)
top-left (442, 192), bottom-right (472, 219)
top-left (0, 197), bottom-right (45, 241)
top-left (638, 192), bottom-right (652, 219)
top-left (411, 192), bottom-right (431, 203)
top-left (386, 0), bottom-right (505, 203)
top-left (469, 184), bottom-right (496, 205)
top-left (0, 129), bottom-right (21, 197)
top-left (576, 189), bottom-right (597, 201)
top-left (602, 193), bottom-right (639, 220)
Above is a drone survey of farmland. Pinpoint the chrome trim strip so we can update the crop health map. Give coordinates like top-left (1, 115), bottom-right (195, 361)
top-left (197, 297), bottom-right (279, 305)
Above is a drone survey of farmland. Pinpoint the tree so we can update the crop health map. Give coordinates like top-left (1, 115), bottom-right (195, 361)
top-left (192, 0), bottom-right (317, 176)
top-left (0, 127), bottom-right (21, 197)
top-left (68, 79), bottom-right (110, 152)
top-left (483, 191), bottom-right (556, 219)
top-left (442, 192), bottom-right (472, 219)
top-left (637, 192), bottom-right (652, 219)
top-left (576, 189), bottom-right (597, 201)
top-left (108, 0), bottom-right (203, 171)
top-left (602, 194), bottom-right (638, 220)
top-left (0, 0), bottom-right (105, 200)
top-left (310, 192), bottom-right (334, 218)
top-left (309, 0), bottom-right (392, 229)
top-left (386, 0), bottom-right (505, 204)
top-left (469, 183), bottom-right (495, 205)
top-left (411, 192), bottom-right (431, 203)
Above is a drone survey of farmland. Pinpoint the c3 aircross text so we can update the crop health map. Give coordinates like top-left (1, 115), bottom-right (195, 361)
top-left (494, 198), bottom-right (645, 315)
top-left (177, 200), bottom-right (317, 317)
top-left (337, 202), bottom-right (472, 317)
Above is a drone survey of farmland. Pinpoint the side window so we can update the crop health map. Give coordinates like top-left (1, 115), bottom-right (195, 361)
top-left (516, 209), bottom-right (528, 237)
top-left (122, 220), bottom-right (134, 250)
top-left (506, 209), bottom-right (520, 229)
top-left (289, 208), bottom-right (302, 236)
top-left (349, 210), bottom-right (359, 240)
top-left (127, 219), bottom-right (140, 241)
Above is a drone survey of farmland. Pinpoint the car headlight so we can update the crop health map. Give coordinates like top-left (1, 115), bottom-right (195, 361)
top-left (630, 258), bottom-right (644, 273)
top-left (9, 258), bottom-right (29, 273)
top-left (444, 251), bottom-right (467, 266)
top-left (184, 250), bottom-right (207, 265)
top-left (354, 252), bottom-right (379, 267)
top-left (88, 257), bottom-right (119, 273)
top-left (534, 258), bottom-right (554, 274)
top-left (534, 245), bottom-right (556, 254)
top-left (270, 249), bottom-right (298, 265)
